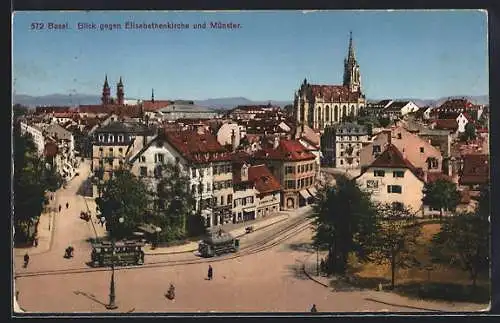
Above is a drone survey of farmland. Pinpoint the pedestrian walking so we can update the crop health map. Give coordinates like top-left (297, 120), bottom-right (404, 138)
top-left (208, 264), bottom-right (213, 280)
top-left (33, 237), bottom-right (39, 247)
top-left (23, 253), bottom-right (29, 268)
top-left (58, 205), bottom-right (62, 212)
top-left (66, 202), bottom-right (69, 209)
top-left (310, 304), bottom-right (318, 313)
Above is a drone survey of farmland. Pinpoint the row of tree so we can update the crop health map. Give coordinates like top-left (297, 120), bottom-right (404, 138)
top-left (14, 129), bottom-right (64, 244)
top-left (310, 175), bottom-right (489, 289)
top-left (95, 164), bottom-right (205, 243)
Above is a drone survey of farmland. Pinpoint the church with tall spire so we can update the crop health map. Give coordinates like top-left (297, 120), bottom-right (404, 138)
top-left (293, 32), bottom-right (366, 131)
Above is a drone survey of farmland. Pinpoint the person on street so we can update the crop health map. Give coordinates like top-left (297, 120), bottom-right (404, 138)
top-left (208, 264), bottom-right (213, 280)
top-left (166, 283), bottom-right (175, 300)
top-left (310, 304), bottom-right (318, 313)
top-left (66, 202), bottom-right (69, 209)
top-left (23, 253), bottom-right (29, 268)
top-left (33, 237), bottom-right (39, 247)
top-left (58, 205), bottom-right (62, 212)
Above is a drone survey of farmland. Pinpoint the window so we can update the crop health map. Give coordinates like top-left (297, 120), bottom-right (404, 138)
top-left (366, 180), bottom-right (378, 188)
top-left (192, 168), bottom-right (196, 178)
top-left (372, 145), bottom-right (381, 154)
top-left (220, 196), bottom-right (224, 205)
top-left (387, 185), bottom-right (402, 194)
top-left (191, 185), bottom-right (195, 194)
top-left (109, 148), bottom-right (113, 152)
top-left (428, 158), bottom-right (439, 169)
top-left (155, 154), bottom-right (165, 163)
top-left (286, 180), bottom-right (296, 189)
top-left (341, 143), bottom-right (344, 149)
top-left (340, 160), bottom-right (344, 165)
top-left (140, 167), bottom-right (147, 177)
top-left (140, 156), bottom-right (146, 162)
top-left (227, 194), bottom-right (233, 204)
top-left (397, 133), bottom-right (402, 139)
top-left (108, 159), bottom-right (113, 165)
top-left (118, 148), bottom-right (123, 153)
top-left (420, 147), bottom-right (424, 153)
top-left (374, 170), bottom-right (385, 177)
top-left (285, 166), bottom-right (294, 174)
top-left (393, 171), bottom-right (404, 178)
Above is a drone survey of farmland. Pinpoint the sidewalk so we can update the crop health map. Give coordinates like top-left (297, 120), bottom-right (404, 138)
top-left (144, 211), bottom-right (292, 256)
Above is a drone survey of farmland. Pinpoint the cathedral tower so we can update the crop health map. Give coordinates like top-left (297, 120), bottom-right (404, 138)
top-left (117, 77), bottom-right (124, 105)
top-left (343, 32), bottom-right (361, 93)
top-left (101, 74), bottom-right (111, 105)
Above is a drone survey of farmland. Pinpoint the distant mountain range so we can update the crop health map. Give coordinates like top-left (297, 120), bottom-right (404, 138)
top-left (13, 93), bottom-right (488, 110)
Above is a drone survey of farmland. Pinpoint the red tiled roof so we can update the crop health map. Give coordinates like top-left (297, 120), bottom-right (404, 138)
top-left (426, 172), bottom-right (452, 184)
top-left (78, 105), bottom-right (114, 114)
top-left (254, 139), bottom-right (315, 162)
top-left (44, 141), bottom-right (58, 158)
top-left (142, 100), bottom-right (174, 112)
top-left (434, 119), bottom-right (459, 131)
top-left (365, 144), bottom-right (425, 182)
top-left (35, 106), bottom-right (72, 114)
top-left (307, 84), bottom-right (361, 101)
top-left (461, 112), bottom-right (473, 122)
top-left (248, 164), bottom-right (282, 194)
top-left (438, 98), bottom-right (473, 110)
top-left (459, 154), bottom-right (489, 185)
top-left (231, 151), bottom-right (252, 164)
top-left (163, 129), bottom-right (231, 164)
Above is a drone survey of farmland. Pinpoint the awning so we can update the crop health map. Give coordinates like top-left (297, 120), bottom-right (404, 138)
top-left (299, 190), bottom-right (312, 199)
top-left (243, 207), bottom-right (255, 213)
top-left (307, 187), bottom-right (317, 197)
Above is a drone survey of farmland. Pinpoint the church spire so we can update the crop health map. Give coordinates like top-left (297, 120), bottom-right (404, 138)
top-left (347, 31), bottom-right (355, 62)
top-left (151, 88), bottom-right (155, 103)
top-left (101, 74), bottom-right (111, 105)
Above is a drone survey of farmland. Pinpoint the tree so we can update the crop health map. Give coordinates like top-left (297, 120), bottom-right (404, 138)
top-left (378, 117), bottom-right (391, 128)
top-left (369, 203), bottom-right (421, 289)
top-left (422, 179), bottom-right (460, 220)
top-left (460, 123), bottom-right (477, 142)
top-left (95, 169), bottom-right (150, 240)
top-left (429, 213), bottom-right (489, 288)
top-left (13, 129), bottom-right (47, 243)
top-left (153, 163), bottom-right (196, 242)
top-left (310, 175), bottom-right (379, 275)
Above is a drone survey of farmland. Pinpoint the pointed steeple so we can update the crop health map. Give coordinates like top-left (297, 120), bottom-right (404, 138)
top-left (104, 74), bottom-right (109, 88)
top-left (347, 31), bottom-right (355, 62)
top-left (151, 88), bottom-right (155, 103)
top-left (117, 77), bottom-right (124, 105)
top-left (101, 74), bottom-right (111, 105)
top-left (118, 76), bottom-right (123, 86)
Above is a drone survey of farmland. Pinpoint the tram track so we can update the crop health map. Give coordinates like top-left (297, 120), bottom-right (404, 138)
top-left (14, 215), bottom-right (313, 279)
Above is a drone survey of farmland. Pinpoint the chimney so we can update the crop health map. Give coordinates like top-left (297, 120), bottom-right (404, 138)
top-left (273, 136), bottom-right (280, 149)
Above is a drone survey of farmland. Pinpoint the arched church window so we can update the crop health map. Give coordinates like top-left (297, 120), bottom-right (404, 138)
top-left (325, 106), bottom-right (330, 122)
top-left (334, 105), bottom-right (339, 122)
top-left (342, 106), bottom-right (347, 117)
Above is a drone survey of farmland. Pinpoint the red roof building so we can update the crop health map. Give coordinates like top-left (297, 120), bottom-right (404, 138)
top-left (254, 139), bottom-right (315, 162)
top-left (248, 165), bottom-right (282, 195)
top-left (459, 154), bottom-right (489, 186)
top-left (433, 119), bottom-right (459, 132)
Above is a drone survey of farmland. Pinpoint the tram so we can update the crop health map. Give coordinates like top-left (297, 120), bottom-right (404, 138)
top-left (90, 240), bottom-right (145, 267)
top-left (198, 232), bottom-right (240, 257)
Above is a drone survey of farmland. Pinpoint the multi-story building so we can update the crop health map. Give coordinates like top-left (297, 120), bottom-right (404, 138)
top-left (360, 126), bottom-right (443, 177)
top-left (232, 162), bottom-right (257, 222)
top-left (129, 128), bottom-right (232, 227)
top-left (254, 139), bottom-right (317, 210)
top-left (355, 144), bottom-right (426, 215)
top-left (382, 101), bottom-right (420, 120)
top-left (293, 32), bottom-right (366, 130)
top-left (248, 165), bottom-right (282, 218)
top-left (92, 121), bottom-right (155, 180)
top-left (321, 122), bottom-right (370, 169)
top-left (19, 121), bottom-right (45, 156)
top-left (38, 123), bottom-right (77, 179)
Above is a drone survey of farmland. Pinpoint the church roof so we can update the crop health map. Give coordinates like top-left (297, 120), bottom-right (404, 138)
top-left (305, 84), bottom-right (362, 102)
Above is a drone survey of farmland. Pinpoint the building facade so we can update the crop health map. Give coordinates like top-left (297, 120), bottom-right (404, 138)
top-left (321, 122), bottom-right (370, 169)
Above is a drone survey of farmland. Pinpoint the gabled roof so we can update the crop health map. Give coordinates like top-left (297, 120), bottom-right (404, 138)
top-left (254, 139), bottom-right (315, 162)
top-left (358, 144), bottom-right (425, 182)
top-left (94, 121), bottom-right (152, 134)
top-left (306, 84), bottom-right (362, 101)
top-left (384, 101), bottom-right (411, 111)
top-left (142, 100), bottom-right (174, 112)
top-left (248, 165), bottom-right (282, 194)
top-left (459, 154), bottom-right (489, 185)
top-left (434, 119), bottom-right (458, 131)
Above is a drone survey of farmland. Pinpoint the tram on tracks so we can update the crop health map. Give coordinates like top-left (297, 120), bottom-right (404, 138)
top-left (198, 232), bottom-right (240, 257)
top-left (90, 240), bottom-right (145, 267)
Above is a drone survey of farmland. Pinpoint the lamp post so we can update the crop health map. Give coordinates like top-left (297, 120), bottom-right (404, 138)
top-left (106, 216), bottom-right (124, 310)
top-left (155, 226), bottom-right (162, 249)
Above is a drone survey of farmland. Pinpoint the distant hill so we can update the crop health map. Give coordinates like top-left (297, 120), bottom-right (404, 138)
top-left (12, 94), bottom-right (293, 110)
top-left (13, 93), bottom-right (488, 110)
top-left (368, 95), bottom-right (489, 107)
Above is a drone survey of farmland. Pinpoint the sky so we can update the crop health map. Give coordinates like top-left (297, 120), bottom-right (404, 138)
top-left (12, 10), bottom-right (488, 101)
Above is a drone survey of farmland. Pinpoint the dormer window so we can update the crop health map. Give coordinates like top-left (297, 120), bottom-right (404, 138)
top-left (420, 147), bottom-right (424, 153)
top-left (397, 133), bottom-right (402, 139)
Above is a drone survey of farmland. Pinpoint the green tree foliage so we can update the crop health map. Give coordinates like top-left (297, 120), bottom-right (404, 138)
top-left (13, 129), bottom-right (48, 242)
top-left (310, 175), bottom-right (379, 275)
top-left (96, 169), bottom-right (150, 240)
top-left (460, 123), bottom-right (477, 142)
top-left (153, 163), bottom-right (196, 241)
top-left (378, 117), bottom-right (391, 128)
top-left (422, 179), bottom-right (461, 219)
top-left (369, 203), bottom-right (421, 289)
top-left (429, 213), bottom-right (489, 288)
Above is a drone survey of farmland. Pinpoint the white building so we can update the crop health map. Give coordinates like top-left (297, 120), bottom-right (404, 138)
top-left (383, 101), bottom-right (420, 120)
top-left (20, 121), bottom-right (45, 155)
top-left (216, 122), bottom-right (241, 149)
top-left (322, 122), bottom-right (370, 169)
top-left (355, 144), bottom-right (425, 215)
top-left (232, 162), bottom-right (257, 222)
top-left (456, 112), bottom-right (471, 133)
top-left (249, 164), bottom-right (282, 218)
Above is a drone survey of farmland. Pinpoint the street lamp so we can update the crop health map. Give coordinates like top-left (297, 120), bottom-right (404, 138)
top-left (106, 217), bottom-right (124, 310)
top-left (155, 227), bottom-right (162, 249)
